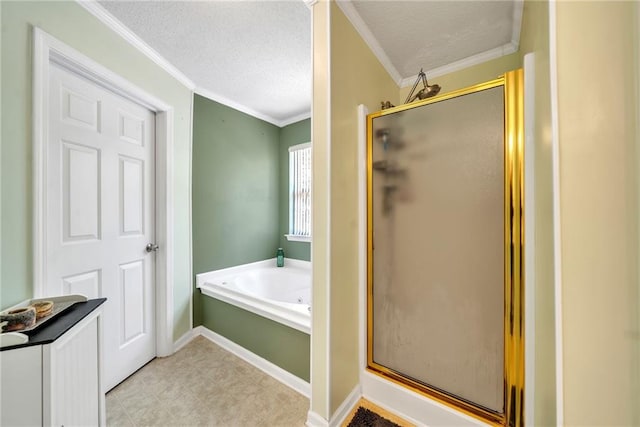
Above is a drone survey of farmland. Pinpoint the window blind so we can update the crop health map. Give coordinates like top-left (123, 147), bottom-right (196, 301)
top-left (289, 143), bottom-right (311, 238)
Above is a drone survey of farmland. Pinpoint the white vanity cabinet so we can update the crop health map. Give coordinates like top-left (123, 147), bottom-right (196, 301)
top-left (1, 344), bottom-right (43, 425)
top-left (0, 300), bottom-right (105, 426)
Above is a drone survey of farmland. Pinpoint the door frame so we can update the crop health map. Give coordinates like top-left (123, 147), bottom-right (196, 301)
top-left (32, 27), bottom-right (175, 357)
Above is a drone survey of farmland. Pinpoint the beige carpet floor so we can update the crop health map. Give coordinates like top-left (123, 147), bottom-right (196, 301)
top-left (106, 336), bottom-right (309, 426)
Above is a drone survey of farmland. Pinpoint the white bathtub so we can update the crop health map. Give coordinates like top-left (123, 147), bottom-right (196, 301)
top-left (196, 259), bottom-right (311, 334)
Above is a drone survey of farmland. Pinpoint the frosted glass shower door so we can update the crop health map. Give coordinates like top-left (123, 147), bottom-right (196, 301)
top-left (367, 71), bottom-right (524, 425)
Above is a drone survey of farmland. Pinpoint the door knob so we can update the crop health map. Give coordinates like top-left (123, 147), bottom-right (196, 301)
top-left (145, 243), bottom-right (159, 253)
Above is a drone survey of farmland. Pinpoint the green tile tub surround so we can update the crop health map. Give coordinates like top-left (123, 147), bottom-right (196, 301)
top-left (279, 119), bottom-right (311, 262)
top-left (200, 297), bottom-right (310, 382)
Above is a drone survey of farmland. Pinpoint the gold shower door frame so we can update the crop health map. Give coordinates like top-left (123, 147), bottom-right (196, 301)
top-left (366, 69), bottom-right (524, 426)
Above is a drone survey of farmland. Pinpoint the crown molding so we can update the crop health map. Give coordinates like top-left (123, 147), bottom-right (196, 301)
top-left (194, 87), bottom-right (309, 128)
top-left (279, 111), bottom-right (312, 127)
top-left (76, 0), bottom-right (195, 90)
top-left (335, 0), bottom-right (403, 86)
top-left (303, 0), bottom-right (318, 9)
top-left (77, 0), bottom-right (311, 127)
top-left (511, 0), bottom-right (524, 49)
top-left (399, 42), bottom-right (519, 87)
top-left (336, 0), bottom-right (523, 89)
top-left (194, 86), bottom-right (281, 126)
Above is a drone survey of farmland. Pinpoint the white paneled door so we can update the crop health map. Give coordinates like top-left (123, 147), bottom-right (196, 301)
top-left (46, 64), bottom-right (156, 391)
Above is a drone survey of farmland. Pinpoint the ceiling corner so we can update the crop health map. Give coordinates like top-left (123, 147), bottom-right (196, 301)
top-left (511, 0), bottom-right (525, 49)
top-left (335, 0), bottom-right (403, 86)
top-left (422, 42), bottom-right (519, 82)
top-left (303, 0), bottom-right (318, 9)
top-left (279, 111), bottom-right (312, 128)
top-left (195, 87), bottom-right (298, 128)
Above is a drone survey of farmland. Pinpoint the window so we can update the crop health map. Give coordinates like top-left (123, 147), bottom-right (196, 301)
top-left (287, 143), bottom-right (311, 242)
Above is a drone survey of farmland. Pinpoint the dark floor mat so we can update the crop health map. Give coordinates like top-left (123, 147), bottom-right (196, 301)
top-left (346, 407), bottom-right (401, 427)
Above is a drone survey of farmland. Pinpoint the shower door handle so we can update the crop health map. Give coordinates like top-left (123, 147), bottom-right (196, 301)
top-left (145, 243), bottom-right (159, 253)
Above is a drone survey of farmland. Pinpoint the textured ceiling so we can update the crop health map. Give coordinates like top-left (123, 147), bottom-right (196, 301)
top-left (96, 0), bottom-right (521, 126)
top-left (348, 0), bottom-right (518, 83)
top-left (98, 0), bottom-right (311, 126)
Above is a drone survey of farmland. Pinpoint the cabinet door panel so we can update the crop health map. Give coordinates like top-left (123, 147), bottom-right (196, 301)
top-left (47, 316), bottom-right (100, 426)
top-left (0, 346), bottom-right (43, 426)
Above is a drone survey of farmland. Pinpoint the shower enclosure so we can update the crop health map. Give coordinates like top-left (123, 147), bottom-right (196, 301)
top-left (366, 70), bottom-right (524, 426)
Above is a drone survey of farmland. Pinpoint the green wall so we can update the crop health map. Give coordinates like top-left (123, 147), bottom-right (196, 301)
top-left (191, 94), bottom-right (280, 275)
top-left (279, 119), bottom-right (311, 261)
top-left (0, 1), bottom-right (193, 340)
top-left (192, 95), bottom-right (310, 380)
top-left (200, 297), bottom-right (310, 382)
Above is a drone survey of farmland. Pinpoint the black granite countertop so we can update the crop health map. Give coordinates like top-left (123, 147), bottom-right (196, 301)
top-left (0, 298), bottom-right (106, 352)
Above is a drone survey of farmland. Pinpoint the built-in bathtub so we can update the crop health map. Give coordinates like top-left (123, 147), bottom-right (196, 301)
top-left (196, 259), bottom-right (311, 334)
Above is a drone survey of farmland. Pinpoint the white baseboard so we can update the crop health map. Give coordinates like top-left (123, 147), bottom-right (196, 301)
top-left (330, 385), bottom-right (361, 426)
top-left (306, 411), bottom-right (329, 427)
top-left (362, 371), bottom-right (482, 426)
top-left (194, 325), bottom-right (311, 398)
top-left (305, 384), bottom-right (361, 427)
top-left (173, 329), bottom-right (196, 353)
